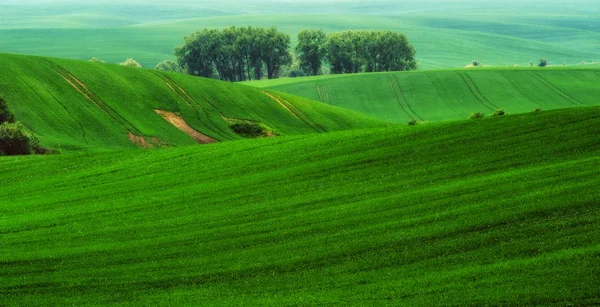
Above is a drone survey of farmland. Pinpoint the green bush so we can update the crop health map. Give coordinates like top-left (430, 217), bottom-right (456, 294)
top-left (492, 109), bottom-right (506, 116)
top-left (533, 107), bottom-right (543, 113)
top-left (469, 112), bottom-right (485, 119)
top-left (0, 97), bottom-right (15, 124)
top-left (408, 119), bottom-right (418, 126)
top-left (0, 122), bottom-right (38, 155)
top-left (538, 58), bottom-right (548, 67)
top-left (230, 122), bottom-right (266, 138)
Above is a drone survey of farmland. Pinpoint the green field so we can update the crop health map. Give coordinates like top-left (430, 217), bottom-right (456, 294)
top-left (2, 105), bottom-right (599, 305)
top-left (247, 67), bottom-right (600, 123)
top-left (0, 1), bottom-right (597, 70)
top-left (2, 2), bottom-right (599, 304)
top-left (0, 53), bottom-right (385, 151)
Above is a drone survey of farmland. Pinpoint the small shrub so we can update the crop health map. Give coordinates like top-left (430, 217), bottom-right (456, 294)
top-left (492, 109), bottom-right (506, 117)
top-left (230, 122), bottom-right (266, 138)
top-left (120, 58), bottom-right (142, 68)
top-left (89, 57), bottom-right (105, 63)
top-left (0, 97), bottom-right (15, 124)
top-left (471, 60), bottom-right (481, 67)
top-left (0, 122), bottom-right (37, 155)
top-left (532, 107), bottom-right (543, 113)
top-left (538, 58), bottom-right (548, 67)
top-left (408, 119), bottom-right (418, 126)
top-left (469, 112), bottom-right (485, 119)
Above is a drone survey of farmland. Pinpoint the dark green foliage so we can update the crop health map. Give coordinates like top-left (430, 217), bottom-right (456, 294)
top-left (533, 107), bottom-right (543, 113)
top-left (155, 60), bottom-right (183, 73)
top-left (470, 111), bottom-right (485, 119)
top-left (175, 26), bottom-right (291, 81)
top-left (296, 29), bottom-right (327, 76)
top-left (471, 60), bottom-right (481, 67)
top-left (408, 119), bottom-right (418, 126)
top-left (288, 69), bottom-right (306, 78)
top-left (539, 58), bottom-right (548, 67)
top-left (0, 97), bottom-right (15, 124)
top-left (493, 109), bottom-right (506, 116)
top-left (0, 122), bottom-right (37, 155)
top-left (326, 30), bottom-right (417, 74)
top-left (230, 122), bottom-right (266, 138)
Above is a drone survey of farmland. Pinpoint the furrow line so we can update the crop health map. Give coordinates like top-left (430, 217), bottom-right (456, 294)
top-left (463, 73), bottom-right (498, 109)
top-left (387, 75), bottom-right (415, 120)
top-left (531, 72), bottom-right (585, 106)
top-left (393, 75), bottom-right (423, 121)
top-left (457, 72), bottom-right (495, 111)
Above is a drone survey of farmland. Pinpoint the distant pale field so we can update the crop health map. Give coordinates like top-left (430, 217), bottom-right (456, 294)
top-left (0, 4), bottom-right (598, 70)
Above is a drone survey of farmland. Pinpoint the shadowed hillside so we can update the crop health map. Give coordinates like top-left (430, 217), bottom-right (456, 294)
top-left (0, 53), bottom-right (386, 151)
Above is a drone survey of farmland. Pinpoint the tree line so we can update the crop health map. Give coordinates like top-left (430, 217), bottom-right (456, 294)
top-left (174, 27), bottom-right (417, 81)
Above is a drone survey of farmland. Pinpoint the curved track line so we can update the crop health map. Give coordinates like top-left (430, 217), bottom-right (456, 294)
top-left (393, 75), bottom-right (424, 121)
top-left (530, 72), bottom-right (585, 106)
top-left (263, 91), bottom-right (325, 132)
top-left (387, 75), bottom-right (415, 120)
top-left (457, 72), bottom-right (495, 111)
top-left (4, 66), bottom-right (88, 144)
top-left (157, 74), bottom-right (231, 141)
top-left (317, 85), bottom-right (324, 102)
top-left (462, 73), bottom-right (498, 109)
top-left (324, 86), bottom-right (332, 105)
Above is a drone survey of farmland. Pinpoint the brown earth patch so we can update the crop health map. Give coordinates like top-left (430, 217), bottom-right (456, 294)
top-left (155, 110), bottom-right (218, 144)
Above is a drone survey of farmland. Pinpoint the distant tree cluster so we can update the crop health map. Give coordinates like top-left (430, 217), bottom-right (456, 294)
top-left (324, 30), bottom-right (417, 75)
top-left (175, 27), bottom-right (417, 81)
top-left (175, 26), bottom-right (291, 81)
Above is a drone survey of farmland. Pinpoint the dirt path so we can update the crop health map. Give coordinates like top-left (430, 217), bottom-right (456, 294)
top-left (155, 110), bottom-right (218, 144)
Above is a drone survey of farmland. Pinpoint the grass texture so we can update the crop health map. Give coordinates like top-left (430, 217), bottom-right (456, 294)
top-left (1, 106), bottom-right (599, 305)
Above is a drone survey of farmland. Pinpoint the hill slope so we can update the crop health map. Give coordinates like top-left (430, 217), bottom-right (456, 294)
top-left (1, 107), bottom-right (599, 305)
top-left (0, 53), bottom-right (386, 151)
top-left (249, 67), bottom-right (600, 123)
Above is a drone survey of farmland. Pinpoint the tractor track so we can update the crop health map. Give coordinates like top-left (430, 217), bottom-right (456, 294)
top-left (4, 66), bottom-right (89, 144)
top-left (42, 59), bottom-right (142, 135)
top-left (263, 91), bottom-right (326, 133)
top-left (529, 72), bottom-right (585, 106)
top-left (154, 72), bottom-right (229, 141)
top-left (387, 75), bottom-right (417, 121)
top-left (393, 75), bottom-right (423, 121)
top-left (457, 72), bottom-right (495, 111)
top-left (462, 73), bottom-right (498, 109)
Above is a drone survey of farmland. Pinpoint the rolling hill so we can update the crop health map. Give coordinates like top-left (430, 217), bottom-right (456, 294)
top-left (247, 67), bottom-right (600, 123)
top-left (0, 3), bottom-right (597, 70)
top-left (1, 106), bottom-right (599, 305)
top-left (0, 53), bottom-right (386, 151)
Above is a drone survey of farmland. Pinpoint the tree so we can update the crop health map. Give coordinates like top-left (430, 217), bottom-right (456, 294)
top-left (262, 27), bottom-right (292, 79)
top-left (155, 60), bottom-right (183, 73)
top-left (175, 26), bottom-right (291, 81)
top-left (0, 97), bottom-right (15, 124)
top-left (296, 29), bottom-right (327, 76)
top-left (539, 58), bottom-right (548, 67)
top-left (120, 58), bottom-right (141, 68)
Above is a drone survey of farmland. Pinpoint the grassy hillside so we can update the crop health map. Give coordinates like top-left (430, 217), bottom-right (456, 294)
top-left (0, 11), bottom-right (597, 70)
top-left (1, 107), bottom-right (599, 305)
top-left (0, 53), bottom-right (386, 151)
top-left (247, 67), bottom-right (600, 123)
